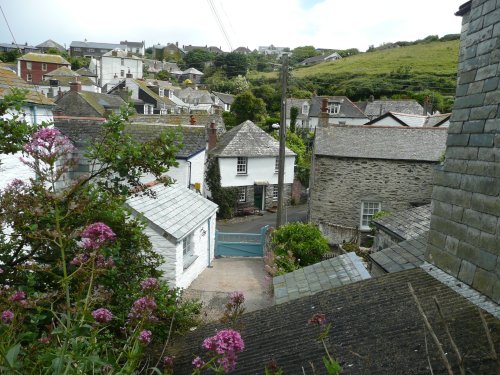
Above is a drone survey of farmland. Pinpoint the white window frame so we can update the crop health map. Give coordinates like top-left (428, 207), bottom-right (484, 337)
top-left (120, 70), bottom-right (125, 77)
top-left (26, 73), bottom-right (32, 82)
top-left (26, 62), bottom-right (32, 70)
top-left (275, 157), bottom-right (279, 173)
top-left (360, 201), bottom-right (381, 231)
top-left (41, 63), bottom-right (47, 71)
top-left (328, 102), bottom-right (340, 115)
top-left (88, 48), bottom-right (95, 53)
top-left (120, 58), bottom-right (125, 66)
top-left (143, 104), bottom-right (154, 114)
top-left (302, 103), bottom-right (309, 115)
top-left (159, 88), bottom-right (164, 97)
top-left (238, 186), bottom-right (246, 202)
top-left (236, 157), bottom-right (247, 175)
top-left (182, 232), bottom-right (195, 268)
top-left (272, 185), bottom-right (278, 201)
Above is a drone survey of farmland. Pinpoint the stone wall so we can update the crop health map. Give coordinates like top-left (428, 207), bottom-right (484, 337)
top-left (425, 0), bottom-right (500, 303)
top-left (318, 221), bottom-right (359, 245)
top-left (309, 156), bottom-right (438, 243)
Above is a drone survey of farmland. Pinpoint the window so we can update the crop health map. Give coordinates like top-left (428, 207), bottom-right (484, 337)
top-left (273, 185), bottom-right (278, 201)
top-left (26, 73), bottom-right (32, 82)
top-left (143, 104), bottom-right (154, 114)
top-left (236, 157), bottom-right (247, 175)
top-left (275, 157), bottom-right (279, 173)
top-left (238, 186), bottom-right (246, 202)
top-left (182, 233), bottom-right (195, 268)
top-left (360, 202), bottom-right (381, 230)
top-left (120, 70), bottom-right (125, 77)
top-left (302, 103), bottom-right (309, 115)
top-left (100, 49), bottom-right (107, 53)
top-left (74, 48), bottom-right (81, 52)
top-left (159, 88), bottom-right (164, 97)
top-left (26, 62), bottom-right (32, 70)
top-left (41, 63), bottom-right (47, 71)
top-left (328, 102), bottom-right (340, 114)
top-left (88, 48), bottom-right (95, 53)
top-left (121, 58), bottom-right (124, 66)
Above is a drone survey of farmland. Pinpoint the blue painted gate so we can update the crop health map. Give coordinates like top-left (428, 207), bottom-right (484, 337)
top-left (215, 226), bottom-right (269, 257)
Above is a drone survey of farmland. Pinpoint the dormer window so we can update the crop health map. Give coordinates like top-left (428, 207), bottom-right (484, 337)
top-left (328, 102), bottom-right (341, 115)
top-left (159, 88), bottom-right (164, 97)
top-left (302, 103), bottom-right (309, 115)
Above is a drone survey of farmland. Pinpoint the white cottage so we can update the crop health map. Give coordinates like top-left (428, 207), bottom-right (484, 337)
top-left (0, 66), bottom-right (55, 189)
top-left (126, 183), bottom-right (218, 289)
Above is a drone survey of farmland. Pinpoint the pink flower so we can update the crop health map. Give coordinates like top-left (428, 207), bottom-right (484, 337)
top-left (0, 268), bottom-right (3, 274)
top-left (23, 127), bottom-right (75, 163)
top-left (138, 329), bottom-right (152, 344)
top-left (95, 255), bottom-right (114, 269)
top-left (10, 290), bottom-right (26, 302)
top-left (2, 310), bottom-right (14, 324)
top-left (202, 329), bottom-right (245, 354)
top-left (70, 253), bottom-right (90, 266)
top-left (81, 222), bottom-right (116, 250)
top-left (38, 336), bottom-right (51, 344)
top-left (140, 277), bottom-right (158, 291)
top-left (229, 291), bottom-right (245, 306)
top-left (92, 308), bottom-right (113, 323)
top-left (308, 313), bottom-right (327, 326)
top-left (128, 296), bottom-right (157, 321)
top-left (192, 356), bottom-right (205, 369)
top-left (163, 356), bottom-right (174, 367)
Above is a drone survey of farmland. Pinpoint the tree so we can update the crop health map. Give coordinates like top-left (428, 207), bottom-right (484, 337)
top-left (214, 52), bottom-right (249, 78)
top-left (291, 46), bottom-right (319, 65)
top-left (290, 106), bottom-right (299, 133)
top-left (182, 49), bottom-right (214, 71)
top-left (156, 69), bottom-right (171, 81)
top-left (205, 157), bottom-right (238, 219)
top-left (231, 91), bottom-right (267, 124)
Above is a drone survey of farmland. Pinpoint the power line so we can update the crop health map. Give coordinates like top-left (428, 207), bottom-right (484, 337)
top-left (206, 0), bottom-right (233, 52)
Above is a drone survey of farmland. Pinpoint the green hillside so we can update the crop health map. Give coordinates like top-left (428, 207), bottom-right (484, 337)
top-left (248, 40), bottom-right (460, 112)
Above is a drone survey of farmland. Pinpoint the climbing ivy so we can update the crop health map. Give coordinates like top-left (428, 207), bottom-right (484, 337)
top-left (205, 157), bottom-right (239, 219)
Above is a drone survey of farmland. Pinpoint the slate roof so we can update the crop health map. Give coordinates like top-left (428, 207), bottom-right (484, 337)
top-left (273, 252), bottom-right (371, 304)
top-left (78, 91), bottom-right (126, 115)
top-left (175, 87), bottom-right (213, 105)
top-left (43, 66), bottom-right (78, 77)
top-left (182, 67), bottom-right (203, 75)
top-left (0, 43), bottom-right (39, 51)
top-left (18, 52), bottom-right (70, 65)
top-left (210, 120), bottom-right (295, 157)
top-left (309, 96), bottom-right (368, 118)
top-left (172, 267), bottom-right (500, 374)
top-left (57, 120), bottom-right (206, 159)
top-left (70, 41), bottom-right (122, 50)
top-left (212, 91), bottom-right (235, 105)
top-left (314, 125), bottom-right (448, 162)
top-left (36, 39), bottom-right (66, 52)
top-left (126, 183), bottom-right (218, 241)
top-left (234, 46), bottom-right (252, 53)
top-left (40, 76), bottom-right (95, 87)
top-left (0, 66), bottom-right (54, 106)
top-left (120, 40), bottom-right (144, 48)
top-left (373, 204), bottom-right (431, 241)
top-left (131, 79), bottom-right (177, 107)
top-left (286, 98), bottom-right (311, 118)
top-left (356, 99), bottom-right (425, 118)
top-left (75, 67), bottom-right (97, 77)
top-left (299, 54), bottom-right (327, 65)
top-left (366, 112), bottom-right (451, 127)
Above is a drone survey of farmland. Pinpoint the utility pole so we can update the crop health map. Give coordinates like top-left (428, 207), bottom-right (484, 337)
top-left (276, 55), bottom-right (288, 228)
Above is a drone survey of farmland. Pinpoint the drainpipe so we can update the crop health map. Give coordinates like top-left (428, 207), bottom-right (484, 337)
top-left (187, 160), bottom-right (192, 188)
top-left (207, 217), bottom-right (213, 267)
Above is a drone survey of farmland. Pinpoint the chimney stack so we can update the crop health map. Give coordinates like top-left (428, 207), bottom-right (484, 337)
top-left (69, 81), bottom-right (81, 93)
top-left (319, 98), bottom-right (329, 127)
top-left (369, 94), bottom-right (374, 102)
top-left (189, 115), bottom-right (197, 125)
top-left (208, 121), bottom-right (217, 151)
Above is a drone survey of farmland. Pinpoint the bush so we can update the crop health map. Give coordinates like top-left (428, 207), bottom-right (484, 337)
top-left (272, 223), bottom-right (329, 266)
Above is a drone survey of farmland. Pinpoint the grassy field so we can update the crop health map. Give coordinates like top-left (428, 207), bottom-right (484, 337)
top-left (249, 40), bottom-right (459, 80)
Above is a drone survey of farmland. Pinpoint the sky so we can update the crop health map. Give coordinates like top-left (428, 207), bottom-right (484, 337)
top-left (0, 0), bottom-right (463, 53)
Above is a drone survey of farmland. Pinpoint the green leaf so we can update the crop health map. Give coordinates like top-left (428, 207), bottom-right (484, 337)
top-left (148, 367), bottom-right (163, 375)
top-left (5, 343), bottom-right (21, 367)
top-left (322, 356), bottom-right (342, 375)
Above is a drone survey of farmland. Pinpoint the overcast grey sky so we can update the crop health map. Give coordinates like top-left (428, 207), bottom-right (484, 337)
top-left (1, 0), bottom-right (463, 52)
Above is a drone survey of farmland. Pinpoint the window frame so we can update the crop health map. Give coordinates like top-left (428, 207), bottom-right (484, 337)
top-left (302, 103), bottom-right (309, 115)
top-left (26, 62), bottom-right (32, 70)
top-left (360, 201), bottom-right (381, 231)
top-left (41, 63), bottom-right (47, 71)
top-left (236, 157), bottom-right (248, 175)
top-left (182, 232), bottom-right (195, 269)
top-left (272, 185), bottom-right (278, 201)
top-left (120, 70), bottom-right (125, 77)
top-left (238, 186), bottom-right (246, 202)
top-left (26, 73), bottom-right (32, 82)
top-left (274, 157), bottom-right (279, 174)
top-left (159, 88), bottom-right (164, 97)
top-left (328, 102), bottom-right (340, 115)
top-left (120, 58), bottom-right (125, 66)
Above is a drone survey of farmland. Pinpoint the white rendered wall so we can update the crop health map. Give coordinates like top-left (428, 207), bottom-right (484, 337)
top-left (100, 56), bottom-right (143, 87)
top-left (218, 155), bottom-right (295, 187)
top-left (309, 117), bottom-right (368, 128)
top-left (367, 117), bottom-right (404, 127)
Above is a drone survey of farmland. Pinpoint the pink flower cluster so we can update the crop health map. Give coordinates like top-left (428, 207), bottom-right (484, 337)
top-left (202, 329), bottom-right (245, 372)
top-left (192, 356), bottom-right (205, 368)
top-left (95, 255), bottom-right (114, 269)
top-left (229, 291), bottom-right (245, 306)
top-left (81, 222), bottom-right (116, 250)
top-left (138, 329), bottom-right (152, 344)
top-left (10, 290), bottom-right (26, 302)
top-left (23, 127), bottom-right (75, 162)
top-left (308, 313), bottom-right (327, 326)
top-left (128, 296), bottom-right (157, 321)
top-left (70, 253), bottom-right (90, 266)
top-left (92, 308), bottom-right (113, 323)
top-left (140, 277), bottom-right (159, 292)
top-left (163, 356), bottom-right (175, 367)
top-left (2, 310), bottom-right (14, 324)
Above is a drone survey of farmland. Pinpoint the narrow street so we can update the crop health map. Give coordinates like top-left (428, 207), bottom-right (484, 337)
top-left (216, 204), bottom-right (308, 233)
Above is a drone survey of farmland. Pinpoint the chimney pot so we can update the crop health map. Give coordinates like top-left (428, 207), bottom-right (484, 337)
top-left (189, 115), bottom-right (197, 125)
top-left (69, 81), bottom-right (82, 93)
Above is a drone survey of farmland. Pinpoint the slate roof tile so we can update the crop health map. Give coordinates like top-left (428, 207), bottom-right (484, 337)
top-left (309, 96), bottom-right (368, 118)
top-left (374, 204), bottom-right (431, 241)
top-left (0, 66), bottom-right (55, 106)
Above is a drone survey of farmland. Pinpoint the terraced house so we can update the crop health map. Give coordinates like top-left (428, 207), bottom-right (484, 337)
top-left (17, 52), bottom-right (70, 84)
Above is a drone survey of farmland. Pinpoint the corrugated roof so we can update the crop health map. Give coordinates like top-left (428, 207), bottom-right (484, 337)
top-left (210, 120), bottom-right (295, 157)
top-left (0, 66), bottom-right (55, 106)
top-left (126, 183), bottom-right (218, 240)
top-left (19, 52), bottom-right (70, 65)
top-left (314, 125), bottom-right (447, 161)
top-left (309, 96), bottom-right (368, 119)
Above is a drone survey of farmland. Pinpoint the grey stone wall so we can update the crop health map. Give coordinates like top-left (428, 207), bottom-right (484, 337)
top-left (237, 184), bottom-right (291, 210)
top-left (425, 0), bottom-right (500, 303)
top-left (310, 156), bottom-right (438, 243)
top-left (372, 229), bottom-right (400, 252)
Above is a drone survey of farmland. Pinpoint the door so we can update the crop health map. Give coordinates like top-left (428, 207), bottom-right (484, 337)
top-left (254, 185), bottom-right (263, 210)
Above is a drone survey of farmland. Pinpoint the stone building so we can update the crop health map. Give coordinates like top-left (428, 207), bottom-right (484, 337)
top-left (309, 125), bottom-right (447, 244)
top-left (425, 0), bottom-right (500, 303)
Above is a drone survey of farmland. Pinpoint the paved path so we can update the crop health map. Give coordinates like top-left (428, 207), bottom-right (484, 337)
top-left (184, 258), bottom-right (273, 322)
top-left (217, 204), bottom-right (308, 233)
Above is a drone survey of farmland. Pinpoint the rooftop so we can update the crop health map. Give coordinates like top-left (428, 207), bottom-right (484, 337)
top-left (0, 66), bottom-right (54, 106)
top-left (210, 120), bottom-right (295, 158)
top-left (314, 125), bottom-right (448, 162)
top-left (70, 41), bottom-right (122, 50)
top-left (309, 96), bottom-right (368, 119)
top-left (126, 183), bottom-right (218, 241)
top-left (18, 52), bottom-right (70, 65)
top-left (356, 99), bottom-right (426, 118)
top-left (374, 204), bottom-right (431, 242)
